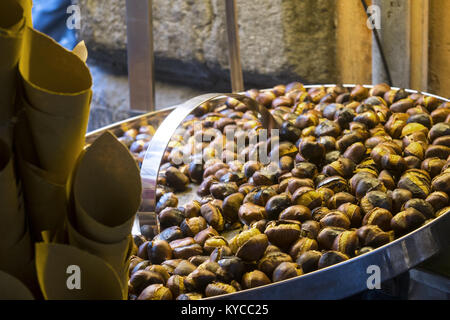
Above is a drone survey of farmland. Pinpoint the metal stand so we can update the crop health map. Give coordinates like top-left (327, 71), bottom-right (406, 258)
top-left (126, 0), bottom-right (155, 112)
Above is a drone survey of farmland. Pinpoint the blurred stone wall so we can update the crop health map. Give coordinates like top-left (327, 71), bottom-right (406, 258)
top-left (76, 0), bottom-right (338, 89)
top-left (75, 0), bottom-right (339, 130)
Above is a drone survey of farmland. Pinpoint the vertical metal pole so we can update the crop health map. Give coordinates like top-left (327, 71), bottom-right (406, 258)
top-left (225, 0), bottom-right (244, 93)
top-left (126, 0), bottom-right (155, 112)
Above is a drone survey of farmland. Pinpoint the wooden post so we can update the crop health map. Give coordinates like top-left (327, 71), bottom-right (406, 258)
top-left (410, 0), bottom-right (429, 92)
top-left (372, 0), bottom-right (410, 88)
top-left (336, 0), bottom-right (372, 84)
top-left (429, 0), bottom-right (450, 98)
top-left (126, 0), bottom-right (155, 112)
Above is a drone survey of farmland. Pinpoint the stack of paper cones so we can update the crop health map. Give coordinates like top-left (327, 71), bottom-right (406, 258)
top-left (70, 132), bottom-right (141, 297)
top-left (16, 25), bottom-right (92, 241)
top-left (0, 0), bottom-right (35, 299)
top-left (0, 0), bottom-right (143, 300)
top-left (0, 138), bottom-right (34, 290)
top-left (36, 132), bottom-right (141, 299)
top-left (0, 0), bottom-right (25, 145)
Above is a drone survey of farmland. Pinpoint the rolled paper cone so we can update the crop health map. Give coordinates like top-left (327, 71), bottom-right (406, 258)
top-left (73, 132), bottom-right (141, 244)
top-left (16, 0), bottom-right (32, 26)
top-left (0, 0), bottom-right (26, 145)
top-left (16, 155), bottom-right (68, 242)
top-left (0, 270), bottom-right (34, 300)
top-left (67, 219), bottom-right (131, 277)
top-left (18, 27), bottom-right (92, 179)
top-left (14, 115), bottom-right (69, 242)
top-left (35, 243), bottom-right (125, 300)
top-left (0, 227), bottom-right (33, 284)
top-left (22, 95), bottom-right (91, 181)
top-left (119, 263), bottom-right (130, 298)
top-left (74, 202), bottom-right (135, 244)
top-left (0, 139), bottom-right (25, 247)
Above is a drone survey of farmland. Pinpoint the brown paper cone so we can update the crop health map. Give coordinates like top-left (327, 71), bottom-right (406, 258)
top-left (0, 0), bottom-right (26, 145)
top-left (14, 114), bottom-right (68, 241)
top-left (18, 27), bottom-right (92, 180)
top-left (67, 220), bottom-right (132, 297)
top-left (35, 243), bottom-right (125, 300)
top-left (17, 155), bottom-right (68, 241)
top-left (73, 132), bottom-right (141, 244)
top-left (0, 270), bottom-right (34, 300)
top-left (23, 94), bottom-right (91, 181)
top-left (67, 219), bottom-right (131, 276)
top-left (0, 227), bottom-right (33, 282)
top-left (16, 0), bottom-right (32, 26)
top-left (0, 139), bottom-right (25, 247)
top-left (72, 41), bottom-right (88, 63)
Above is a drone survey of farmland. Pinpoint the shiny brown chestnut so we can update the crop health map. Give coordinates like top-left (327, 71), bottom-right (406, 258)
top-left (296, 251), bottom-right (322, 274)
top-left (264, 221), bottom-right (301, 249)
top-left (320, 211), bottom-right (351, 229)
top-left (272, 262), bottom-right (303, 282)
top-left (258, 251), bottom-right (293, 277)
top-left (332, 230), bottom-right (359, 257)
top-left (137, 284), bottom-right (173, 300)
top-left (129, 270), bottom-right (165, 295)
top-left (238, 202), bottom-right (267, 225)
top-left (425, 192), bottom-right (449, 212)
top-left (205, 282), bottom-right (237, 297)
top-left (241, 270), bottom-right (271, 289)
top-left (318, 251), bottom-right (349, 269)
top-left (362, 208), bottom-right (393, 231)
top-left (180, 216), bottom-right (208, 237)
top-left (279, 205), bottom-right (312, 222)
top-left (337, 203), bottom-right (363, 227)
top-left (289, 237), bottom-right (319, 259)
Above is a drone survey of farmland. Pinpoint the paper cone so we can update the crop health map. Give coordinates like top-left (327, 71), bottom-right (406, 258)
top-left (72, 41), bottom-right (88, 63)
top-left (35, 243), bottom-right (125, 300)
top-left (73, 132), bottom-right (141, 244)
top-left (0, 227), bottom-right (33, 283)
top-left (0, 138), bottom-right (25, 247)
top-left (17, 157), bottom-right (68, 242)
top-left (0, 0), bottom-right (26, 145)
top-left (67, 219), bottom-right (132, 276)
top-left (0, 270), bottom-right (34, 300)
top-left (67, 219), bottom-right (131, 297)
top-left (16, 0), bottom-right (32, 26)
top-left (14, 114), bottom-right (68, 241)
top-left (18, 27), bottom-right (92, 180)
top-left (22, 94), bottom-right (91, 181)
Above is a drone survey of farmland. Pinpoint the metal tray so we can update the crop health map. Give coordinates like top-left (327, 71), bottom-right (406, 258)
top-left (85, 84), bottom-right (450, 299)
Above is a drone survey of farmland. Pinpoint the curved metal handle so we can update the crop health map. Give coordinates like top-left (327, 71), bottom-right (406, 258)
top-left (137, 93), bottom-right (280, 237)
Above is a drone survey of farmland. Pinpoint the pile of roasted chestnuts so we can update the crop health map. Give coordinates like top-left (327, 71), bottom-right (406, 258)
top-left (118, 123), bottom-right (155, 166)
top-left (127, 83), bottom-right (450, 300)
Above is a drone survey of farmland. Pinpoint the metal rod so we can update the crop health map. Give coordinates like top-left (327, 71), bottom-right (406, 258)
top-left (225, 0), bottom-right (244, 93)
top-left (360, 0), bottom-right (393, 87)
top-left (126, 0), bottom-right (155, 112)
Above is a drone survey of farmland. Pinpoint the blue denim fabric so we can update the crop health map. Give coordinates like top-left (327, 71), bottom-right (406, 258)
top-left (32, 0), bottom-right (77, 50)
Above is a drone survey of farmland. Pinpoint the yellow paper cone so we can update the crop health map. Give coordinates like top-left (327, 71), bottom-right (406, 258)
top-left (72, 40), bottom-right (88, 63)
top-left (16, 0), bottom-right (32, 26)
top-left (35, 243), bottom-right (125, 300)
top-left (17, 156), bottom-right (68, 241)
top-left (0, 139), bottom-right (25, 247)
top-left (14, 111), bottom-right (68, 242)
top-left (0, 0), bottom-right (26, 145)
top-left (0, 227), bottom-right (33, 283)
top-left (22, 95), bottom-right (90, 181)
top-left (73, 132), bottom-right (142, 244)
top-left (18, 27), bottom-right (92, 179)
top-left (0, 270), bottom-right (34, 300)
top-left (67, 219), bottom-right (132, 276)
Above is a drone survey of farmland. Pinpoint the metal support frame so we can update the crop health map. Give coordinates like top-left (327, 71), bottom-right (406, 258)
top-left (225, 0), bottom-right (244, 92)
top-left (126, 0), bottom-right (155, 112)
